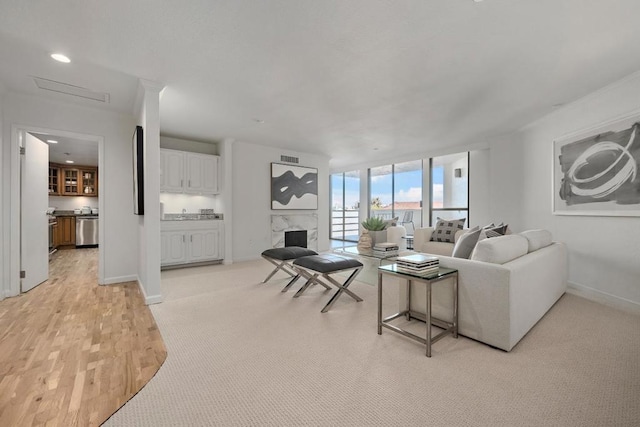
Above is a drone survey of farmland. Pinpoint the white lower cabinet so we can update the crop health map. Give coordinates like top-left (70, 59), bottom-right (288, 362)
top-left (161, 221), bottom-right (223, 267)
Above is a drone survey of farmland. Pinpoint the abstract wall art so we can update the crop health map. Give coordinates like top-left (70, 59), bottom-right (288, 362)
top-left (271, 163), bottom-right (318, 210)
top-left (553, 115), bottom-right (640, 216)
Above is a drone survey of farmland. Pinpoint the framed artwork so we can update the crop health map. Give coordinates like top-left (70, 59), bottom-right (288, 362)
top-left (271, 163), bottom-right (318, 210)
top-left (553, 114), bottom-right (640, 216)
top-left (132, 125), bottom-right (144, 215)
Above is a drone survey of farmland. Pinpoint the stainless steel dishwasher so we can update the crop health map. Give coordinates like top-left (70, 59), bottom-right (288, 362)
top-left (76, 216), bottom-right (99, 248)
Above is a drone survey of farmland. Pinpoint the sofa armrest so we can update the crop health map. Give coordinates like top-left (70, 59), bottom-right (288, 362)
top-left (413, 227), bottom-right (434, 251)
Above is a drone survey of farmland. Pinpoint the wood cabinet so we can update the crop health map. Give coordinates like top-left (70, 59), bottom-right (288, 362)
top-left (56, 216), bottom-right (76, 247)
top-left (160, 149), bottom-right (219, 194)
top-left (161, 220), bottom-right (223, 267)
top-left (49, 163), bottom-right (98, 197)
top-left (48, 165), bottom-right (61, 195)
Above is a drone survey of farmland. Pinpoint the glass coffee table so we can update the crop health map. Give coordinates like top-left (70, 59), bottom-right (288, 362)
top-left (333, 246), bottom-right (415, 285)
top-left (377, 263), bottom-right (458, 357)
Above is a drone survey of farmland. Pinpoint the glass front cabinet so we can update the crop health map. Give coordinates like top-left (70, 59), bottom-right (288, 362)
top-left (49, 164), bottom-right (98, 197)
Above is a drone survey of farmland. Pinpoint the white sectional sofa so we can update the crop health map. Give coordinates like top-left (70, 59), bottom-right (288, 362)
top-left (401, 230), bottom-right (568, 351)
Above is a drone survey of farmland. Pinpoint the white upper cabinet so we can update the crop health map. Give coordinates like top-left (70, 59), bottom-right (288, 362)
top-left (160, 150), bottom-right (185, 192)
top-left (160, 149), bottom-right (220, 194)
top-left (185, 153), bottom-right (219, 194)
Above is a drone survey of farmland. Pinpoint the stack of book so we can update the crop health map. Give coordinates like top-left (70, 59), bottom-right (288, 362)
top-left (395, 254), bottom-right (439, 275)
top-left (372, 242), bottom-right (399, 257)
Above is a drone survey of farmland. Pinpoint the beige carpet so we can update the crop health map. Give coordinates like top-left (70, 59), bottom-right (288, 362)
top-left (105, 260), bottom-right (640, 426)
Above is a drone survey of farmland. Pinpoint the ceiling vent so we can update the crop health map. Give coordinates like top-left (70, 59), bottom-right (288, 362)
top-left (32, 76), bottom-right (110, 103)
top-left (280, 155), bottom-right (299, 164)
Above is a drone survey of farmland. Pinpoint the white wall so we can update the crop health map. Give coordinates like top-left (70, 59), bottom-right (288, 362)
top-left (0, 90), bottom-right (4, 299)
top-left (160, 135), bottom-right (218, 155)
top-left (49, 195), bottom-right (98, 211)
top-left (232, 141), bottom-right (330, 262)
top-left (135, 80), bottom-right (163, 304)
top-left (1, 92), bottom-right (138, 297)
top-left (507, 71), bottom-right (640, 308)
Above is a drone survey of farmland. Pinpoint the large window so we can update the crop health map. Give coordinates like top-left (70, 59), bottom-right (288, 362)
top-left (369, 161), bottom-right (422, 233)
top-left (430, 152), bottom-right (469, 226)
top-left (330, 171), bottom-right (360, 241)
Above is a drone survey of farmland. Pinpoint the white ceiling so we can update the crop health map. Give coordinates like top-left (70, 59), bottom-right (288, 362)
top-left (2, 0), bottom-right (640, 169)
top-left (30, 132), bottom-right (98, 166)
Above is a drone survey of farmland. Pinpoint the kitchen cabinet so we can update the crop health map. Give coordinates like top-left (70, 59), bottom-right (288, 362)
top-left (49, 163), bottom-right (98, 197)
top-left (160, 149), bottom-right (219, 194)
top-left (56, 216), bottom-right (76, 247)
top-left (161, 220), bottom-right (223, 267)
top-left (48, 165), bottom-right (61, 195)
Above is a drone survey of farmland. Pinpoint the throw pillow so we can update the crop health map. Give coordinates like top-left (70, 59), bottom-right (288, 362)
top-left (430, 218), bottom-right (466, 243)
top-left (451, 226), bottom-right (481, 259)
top-left (479, 224), bottom-right (509, 240)
top-left (383, 217), bottom-right (399, 229)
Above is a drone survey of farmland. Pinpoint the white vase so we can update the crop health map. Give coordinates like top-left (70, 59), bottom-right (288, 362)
top-left (369, 230), bottom-right (388, 246)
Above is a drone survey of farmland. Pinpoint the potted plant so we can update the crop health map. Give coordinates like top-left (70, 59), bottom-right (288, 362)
top-left (360, 217), bottom-right (387, 246)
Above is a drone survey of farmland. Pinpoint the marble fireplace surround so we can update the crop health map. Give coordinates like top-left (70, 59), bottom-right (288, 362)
top-left (271, 214), bottom-right (318, 251)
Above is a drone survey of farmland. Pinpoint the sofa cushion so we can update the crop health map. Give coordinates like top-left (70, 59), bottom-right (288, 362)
top-left (519, 229), bottom-right (553, 253)
top-left (470, 235), bottom-right (528, 264)
top-left (430, 218), bottom-right (466, 243)
top-left (451, 226), bottom-right (481, 259)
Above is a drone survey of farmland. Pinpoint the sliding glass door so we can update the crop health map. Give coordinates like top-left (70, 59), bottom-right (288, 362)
top-left (330, 171), bottom-right (360, 242)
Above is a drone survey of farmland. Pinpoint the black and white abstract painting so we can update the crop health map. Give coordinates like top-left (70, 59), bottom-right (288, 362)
top-left (553, 117), bottom-right (640, 216)
top-left (271, 163), bottom-right (318, 210)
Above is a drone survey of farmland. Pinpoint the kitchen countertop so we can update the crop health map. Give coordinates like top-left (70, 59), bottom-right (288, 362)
top-left (162, 213), bottom-right (223, 221)
top-left (54, 210), bottom-right (99, 217)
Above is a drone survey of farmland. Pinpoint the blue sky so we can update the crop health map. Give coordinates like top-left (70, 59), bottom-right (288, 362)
top-left (332, 167), bottom-right (444, 209)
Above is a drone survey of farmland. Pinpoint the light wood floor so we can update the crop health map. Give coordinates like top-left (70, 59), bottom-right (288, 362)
top-left (0, 248), bottom-right (167, 426)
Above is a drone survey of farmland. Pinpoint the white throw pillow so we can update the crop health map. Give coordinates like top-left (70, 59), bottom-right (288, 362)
top-left (519, 229), bottom-right (553, 253)
top-left (470, 235), bottom-right (528, 264)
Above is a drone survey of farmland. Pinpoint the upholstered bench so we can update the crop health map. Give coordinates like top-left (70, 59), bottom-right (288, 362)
top-left (261, 247), bottom-right (318, 291)
top-left (292, 254), bottom-right (364, 313)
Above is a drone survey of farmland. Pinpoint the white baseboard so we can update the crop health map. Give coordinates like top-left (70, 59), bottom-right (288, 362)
top-left (567, 282), bottom-right (640, 315)
top-left (222, 259), bottom-right (233, 265)
top-left (134, 276), bottom-right (163, 305)
top-left (101, 275), bottom-right (138, 285)
top-left (232, 255), bottom-right (261, 263)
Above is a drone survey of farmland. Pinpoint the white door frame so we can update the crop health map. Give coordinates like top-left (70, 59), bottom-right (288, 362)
top-left (9, 124), bottom-right (105, 296)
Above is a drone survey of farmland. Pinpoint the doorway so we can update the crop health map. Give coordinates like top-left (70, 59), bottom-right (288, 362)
top-left (9, 124), bottom-right (105, 295)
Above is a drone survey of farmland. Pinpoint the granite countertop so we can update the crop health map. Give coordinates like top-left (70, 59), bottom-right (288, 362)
top-left (162, 213), bottom-right (224, 221)
top-left (54, 210), bottom-right (99, 217)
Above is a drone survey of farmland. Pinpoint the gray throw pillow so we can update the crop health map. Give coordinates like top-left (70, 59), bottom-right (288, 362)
top-left (430, 218), bottom-right (466, 243)
top-left (383, 217), bottom-right (399, 229)
top-left (452, 226), bottom-right (481, 258)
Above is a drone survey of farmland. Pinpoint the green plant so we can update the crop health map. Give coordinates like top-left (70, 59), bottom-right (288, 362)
top-left (361, 217), bottom-right (386, 231)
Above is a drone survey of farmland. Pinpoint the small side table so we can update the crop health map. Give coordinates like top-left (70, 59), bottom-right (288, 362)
top-left (402, 235), bottom-right (414, 250)
top-left (377, 264), bottom-right (458, 357)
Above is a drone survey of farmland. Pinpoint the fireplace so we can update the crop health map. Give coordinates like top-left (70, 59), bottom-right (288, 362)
top-left (285, 230), bottom-right (308, 248)
top-left (271, 214), bottom-right (318, 250)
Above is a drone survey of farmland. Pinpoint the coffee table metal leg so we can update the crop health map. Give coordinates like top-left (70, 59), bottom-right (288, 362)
top-left (426, 281), bottom-right (432, 358)
top-left (377, 272), bottom-right (382, 335)
top-left (453, 273), bottom-right (458, 339)
top-left (405, 279), bottom-right (411, 321)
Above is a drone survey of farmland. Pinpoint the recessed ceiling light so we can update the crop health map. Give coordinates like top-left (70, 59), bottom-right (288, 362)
top-left (47, 139), bottom-right (58, 144)
top-left (253, 118), bottom-right (265, 124)
top-left (65, 160), bottom-right (74, 164)
top-left (51, 53), bottom-right (71, 63)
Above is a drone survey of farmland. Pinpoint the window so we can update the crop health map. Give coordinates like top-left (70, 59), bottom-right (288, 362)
top-left (430, 152), bottom-right (469, 226)
top-left (369, 161), bottom-right (423, 233)
top-left (330, 171), bottom-right (360, 242)
top-left (393, 160), bottom-right (422, 233)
